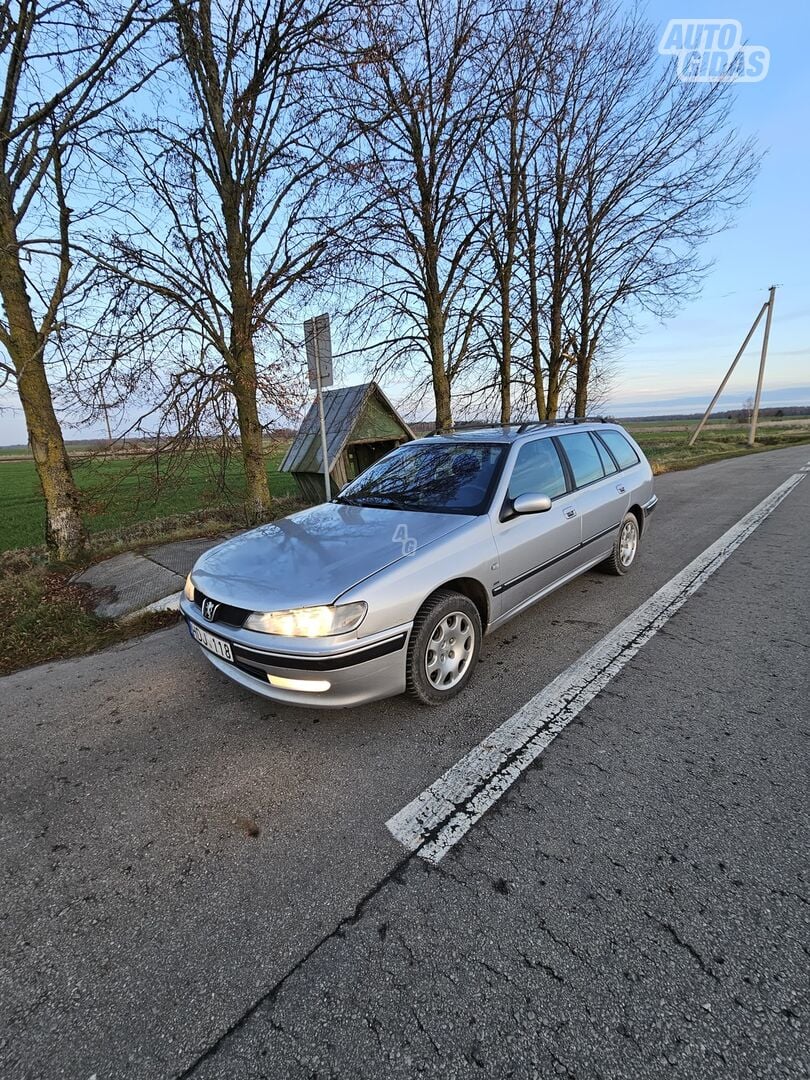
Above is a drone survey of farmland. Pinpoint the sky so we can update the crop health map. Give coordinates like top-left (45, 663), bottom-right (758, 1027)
top-left (607, 0), bottom-right (810, 415)
top-left (0, 1), bottom-right (807, 444)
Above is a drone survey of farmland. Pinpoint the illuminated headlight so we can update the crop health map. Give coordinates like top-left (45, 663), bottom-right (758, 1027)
top-left (243, 602), bottom-right (367, 637)
top-left (184, 574), bottom-right (195, 601)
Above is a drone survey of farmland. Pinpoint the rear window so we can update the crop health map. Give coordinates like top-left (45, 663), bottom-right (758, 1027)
top-left (599, 430), bottom-right (640, 470)
top-left (558, 432), bottom-right (605, 488)
top-left (591, 433), bottom-right (618, 476)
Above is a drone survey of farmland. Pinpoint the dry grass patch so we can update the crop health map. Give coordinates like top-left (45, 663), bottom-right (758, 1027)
top-left (0, 564), bottom-right (178, 676)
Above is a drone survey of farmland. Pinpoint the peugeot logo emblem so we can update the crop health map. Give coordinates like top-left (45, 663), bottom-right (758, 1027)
top-left (201, 598), bottom-right (219, 622)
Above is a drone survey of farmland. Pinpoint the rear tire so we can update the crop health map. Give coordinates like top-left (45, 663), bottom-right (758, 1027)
top-left (406, 589), bottom-right (482, 706)
top-left (602, 512), bottom-right (641, 576)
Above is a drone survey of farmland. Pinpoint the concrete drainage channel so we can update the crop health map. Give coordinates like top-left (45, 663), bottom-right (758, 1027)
top-left (71, 538), bottom-right (220, 620)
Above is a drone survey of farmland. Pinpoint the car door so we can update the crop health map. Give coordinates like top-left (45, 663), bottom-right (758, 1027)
top-left (492, 437), bottom-right (583, 616)
top-left (555, 431), bottom-right (629, 557)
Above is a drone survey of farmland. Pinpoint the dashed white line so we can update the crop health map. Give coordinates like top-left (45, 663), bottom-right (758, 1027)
top-left (387, 470), bottom-right (806, 865)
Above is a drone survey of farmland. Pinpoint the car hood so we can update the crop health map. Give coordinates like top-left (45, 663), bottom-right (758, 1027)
top-left (191, 502), bottom-right (473, 612)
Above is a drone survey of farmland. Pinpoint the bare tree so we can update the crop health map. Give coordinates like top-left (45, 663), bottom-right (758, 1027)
top-left (514, 1), bottom-right (602, 421)
top-left (738, 395), bottom-right (755, 425)
top-left (98, 0), bottom-right (355, 521)
top-left (343, 0), bottom-right (503, 431)
top-left (567, 2), bottom-right (759, 416)
top-left (0, 0), bottom-right (159, 557)
top-left (476, 0), bottom-right (563, 424)
top-left (522, 0), bottom-right (759, 420)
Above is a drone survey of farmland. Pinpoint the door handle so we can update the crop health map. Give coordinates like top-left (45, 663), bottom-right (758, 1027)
top-left (616, 484), bottom-right (626, 494)
top-left (564, 507), bottom-right (577, 519)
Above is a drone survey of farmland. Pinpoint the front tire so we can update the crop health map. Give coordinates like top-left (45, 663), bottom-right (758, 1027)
top-left (602, 512), bottom-right (640, 576)
top-left (406, 590), bottom-right (482, 706)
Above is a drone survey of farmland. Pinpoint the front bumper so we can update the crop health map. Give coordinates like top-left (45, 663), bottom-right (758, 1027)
top-left (180, 597), bottom-right (411, 708)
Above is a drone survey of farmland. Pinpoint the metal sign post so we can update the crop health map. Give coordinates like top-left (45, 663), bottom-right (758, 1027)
top-left (304, 314), bottom-right (334, 501)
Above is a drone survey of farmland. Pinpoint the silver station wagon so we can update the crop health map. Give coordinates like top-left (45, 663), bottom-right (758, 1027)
top-left (181, 421), bottom-right (657, 707)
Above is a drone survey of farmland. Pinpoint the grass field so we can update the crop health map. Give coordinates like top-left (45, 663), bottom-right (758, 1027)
top-left (0, 448), bottom-right (297, 551)
top-left (625, 417), bottom-right (810, 473)
top-left (2, 419), bottom-right (809, 553)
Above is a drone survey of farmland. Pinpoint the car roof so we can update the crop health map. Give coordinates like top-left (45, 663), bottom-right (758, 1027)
top-left (424, 420), bottom-right (624, 446)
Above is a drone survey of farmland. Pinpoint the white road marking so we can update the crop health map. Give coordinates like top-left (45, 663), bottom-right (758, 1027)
top-left (387, 470), bottom-right (806, 865)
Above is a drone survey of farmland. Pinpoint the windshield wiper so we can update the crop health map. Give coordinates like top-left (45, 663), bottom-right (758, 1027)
top-left (337, 493), bottom-right (410, 510)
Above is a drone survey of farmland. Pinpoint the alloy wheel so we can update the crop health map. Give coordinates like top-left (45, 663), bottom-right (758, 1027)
top-left (425, 612), bottom-right (475, 690)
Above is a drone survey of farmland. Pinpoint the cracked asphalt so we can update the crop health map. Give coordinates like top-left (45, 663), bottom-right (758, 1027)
top-left (1, 445), bottom-right (808, 1079)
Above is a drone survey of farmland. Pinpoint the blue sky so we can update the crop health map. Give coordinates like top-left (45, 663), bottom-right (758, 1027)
top-left (0, 1), bottom-right (807, 443)
top-left (608, 0), bottom-right (809, 414)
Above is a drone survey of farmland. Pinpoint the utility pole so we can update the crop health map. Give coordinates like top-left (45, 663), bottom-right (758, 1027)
top-left (688, 287), bottom-right (777, 448)
top-left (748, 286), bottom-right (776, 447)
top-left (688, 302), bottom-right (768, 447)
top-left (100, 390), bottom-right (113, 448)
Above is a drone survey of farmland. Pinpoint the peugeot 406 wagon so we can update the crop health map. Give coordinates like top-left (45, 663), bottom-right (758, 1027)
top-left (181, 420), bottom-right (657, 707)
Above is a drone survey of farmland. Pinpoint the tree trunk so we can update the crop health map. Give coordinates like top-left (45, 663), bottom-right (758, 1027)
top-left (498, 280), bottom-right (511, 424)
top-left (574, 311), bottom-right (591, 416)
top-left (222, 181), bottom-right (271, 522)
top-left (546, 280), bottom-right (563, 420)
top-left (427, 305), bottom-right (452, 431)
top-left (574, 372), bottom-right (588, 417)
top-left (423, 233), bottom-right (452, 431)
top-left (574, 219), bottom-right (594, 418)
top-left (0, 197), bottom-right (87, 558)
top-left (545, 371), bottom-right (561, 419)
top-left (524, 216), bottom-right (546, 420)
top-left (520, 172), bottom-right (546, 421)
top-left (230, 337), bottom-right (270, 522)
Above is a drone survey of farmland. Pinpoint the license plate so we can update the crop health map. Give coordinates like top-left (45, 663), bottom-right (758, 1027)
top-left (189, 621), bottom-right (233, 661)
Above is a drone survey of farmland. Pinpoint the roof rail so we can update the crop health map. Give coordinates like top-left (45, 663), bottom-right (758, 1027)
top-left (517, 415), bottom-right (609, 433)
top-left (425, 416), bottom-right (611, 437)
top-left (425, 422), bottom-right (527, 437)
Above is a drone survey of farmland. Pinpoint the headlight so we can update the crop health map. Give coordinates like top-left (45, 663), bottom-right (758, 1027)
top-left (184, 574), bottom-right (195, 601)
top-left (243, 602), bottom-right (367, 637)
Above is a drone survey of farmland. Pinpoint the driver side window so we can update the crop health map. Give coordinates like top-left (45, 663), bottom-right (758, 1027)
top-left (508, 439), bottom-right (567, 501)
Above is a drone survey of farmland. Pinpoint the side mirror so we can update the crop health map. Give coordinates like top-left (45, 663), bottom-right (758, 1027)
top-left (512, 492), bottom-right (552, 515)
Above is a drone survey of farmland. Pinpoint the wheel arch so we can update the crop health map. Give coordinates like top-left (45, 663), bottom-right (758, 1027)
top-left (423, 576), bottom-right (491, 631)
top-left (628, 503), bottom-right (645, 535)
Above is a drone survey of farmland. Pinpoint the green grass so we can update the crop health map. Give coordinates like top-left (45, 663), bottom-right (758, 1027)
top-left (3, 421), bottom-right (810, 553)
top-left (0, 447), bottom-right (297, 551)
top-left (625, 418), bottom-right (810, 474)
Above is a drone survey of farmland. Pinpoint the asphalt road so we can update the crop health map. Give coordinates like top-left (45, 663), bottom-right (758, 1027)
top-left (1, 445), bottom-right (808, 1080)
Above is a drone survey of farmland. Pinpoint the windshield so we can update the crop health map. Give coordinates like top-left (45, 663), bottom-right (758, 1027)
top-left (337, 441), bottom-right (507, 514)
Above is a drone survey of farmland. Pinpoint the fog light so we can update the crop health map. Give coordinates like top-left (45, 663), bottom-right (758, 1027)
top-left (267, 674), bottom-right (331, 693)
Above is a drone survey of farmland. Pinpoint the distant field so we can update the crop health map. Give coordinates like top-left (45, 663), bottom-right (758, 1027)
top-left (626, 418), bottom-right (810, 473)
top-left (2, 419), bottom-right (810, 552)
top-left (0, 440), bottom-right (111, 460)
top-left (0, 448), bottom-right (296, 551)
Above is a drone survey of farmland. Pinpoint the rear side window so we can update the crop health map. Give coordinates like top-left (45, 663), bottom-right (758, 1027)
top-left (558, 432), bottom-right (605, 488)
top-left (508, 439), bottom-right (567, 500)
top-left (592, 433), bottom-right (618, 475)
top-left (599, 430), bottom-right (640, 470)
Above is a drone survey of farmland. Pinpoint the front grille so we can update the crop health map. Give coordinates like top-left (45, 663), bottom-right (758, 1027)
top-left (193, 588), bottom-right (250, 628)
